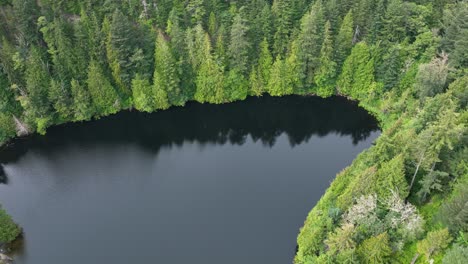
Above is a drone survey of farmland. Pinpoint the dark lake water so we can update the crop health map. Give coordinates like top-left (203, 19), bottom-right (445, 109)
top-left (0, 95), bottom-right (379, 264)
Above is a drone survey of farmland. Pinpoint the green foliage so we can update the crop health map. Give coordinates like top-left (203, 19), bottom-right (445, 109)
top-left (442, 244), bottom-right (468, 264)
top-left (0, 2), bottom-right (466, 263)
top-left (375, 154), bottom-right (409, 199)
top-left (357, 232), bottom-right (392, 264)
top-left (153, 32), bottom-right (183, 106)
top-left (436, 183), bottom-right (468, 234)
top-left (267, 56), bottom-right (292, 96)
top-left (131, 74), bottom-right (153, 112)
top-left (70, 79), bottom-right (94, 121)
top-left (86, 61), bottom-right (120, 116)
top-left (337, 42), bottom-right (375, 100)
top-left (0, 207), bottom-right (20, 243)
top-left (415, 55), bottom-right (449, 100)
top-left (315, 21), bottom-right (337, 98)
top-left (0, 113), bottom-right (15, 144)
top-left (417, 228), bottom-right (452, 260)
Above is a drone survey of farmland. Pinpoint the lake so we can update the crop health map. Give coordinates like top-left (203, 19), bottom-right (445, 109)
top-left (0, 95), bottom-right (379, 264)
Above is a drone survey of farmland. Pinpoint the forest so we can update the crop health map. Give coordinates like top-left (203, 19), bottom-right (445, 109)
top-left (0, 0), bottom-right (467, 263)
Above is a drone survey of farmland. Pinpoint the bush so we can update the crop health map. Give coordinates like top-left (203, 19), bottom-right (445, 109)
top-left (0, 207), bottom-right (21, 243)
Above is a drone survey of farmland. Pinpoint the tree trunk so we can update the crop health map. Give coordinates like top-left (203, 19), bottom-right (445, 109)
top-left (410, 253), bottom-right (419, 264)
top-left (409, 152), bottom-right (425, 192)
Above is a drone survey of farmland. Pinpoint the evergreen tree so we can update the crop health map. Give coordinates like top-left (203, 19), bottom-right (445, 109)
top-left (229, 13), bottom-right (250, 75)
top-left (154, 32), bottom-right (183, 106)
top-left (131, 74), bottom-right (153, 112)
top-left (376, 155), bottom-right (409, 199)
top-left (194, 34), bottom-right (225, 104)
top-left (86, 60), bottom-right (120, 116)
top-left (358, 232), bottom-right (392, 264)
top-left (272, 0), bottom-right (294, 55)
top-left (337, 42), bottom-right (375, 99)
top-left (268, 56), bottom-right (292, 96)
top-left (335, 11), bottom-right (354, 69)
top-left (315, 21), bottom-right (337, 97)
top-left (21, 48), bottom-right (51, 126)
top-left (48, 79), bottom-right (72, 121)
top-left (296, 2), bottom-right (325, 91)
top-left (70, 79), bottom-right (94, 121)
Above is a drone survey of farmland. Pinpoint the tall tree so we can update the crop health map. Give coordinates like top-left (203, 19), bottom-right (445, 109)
top-left (194, 33), bottom-right (225, 104)
top-left (296, 2), bottom-right (325, 91)
top-left (86, 60), bottom-right (120, 116)
top-left (228, 13), bottom-right (250, 75)
top-left (334, 11), bottom-right (354, 69)
top-left (154, 32), bottom-right (183, 106)
top-left (315, 21), bottom-right (337, 97)
top-left (70, 79), bottom-right (94, 121)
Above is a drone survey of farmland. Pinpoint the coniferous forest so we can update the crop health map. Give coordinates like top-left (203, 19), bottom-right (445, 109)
top-left (0, 0), bottom-right (467, 263)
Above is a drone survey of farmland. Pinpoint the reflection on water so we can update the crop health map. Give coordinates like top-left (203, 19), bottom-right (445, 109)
top-left (1, 95), bottom-right (377, 165)
top-left (0, 96), bottom-right (379, 264)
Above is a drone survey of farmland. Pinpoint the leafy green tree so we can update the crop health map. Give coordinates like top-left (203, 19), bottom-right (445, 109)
top-left (315, 21), bottom-right (337, 97)
top-left (70, 79), bottom-right (94, 121)
top-left (0, 207), bottom-right (20, 243)
top-left (417, 228), bottom-right (452, 260)
top-left (86, 61), bottom-right (120, 116)
top-left (357, 232), bottom-right (392, 264)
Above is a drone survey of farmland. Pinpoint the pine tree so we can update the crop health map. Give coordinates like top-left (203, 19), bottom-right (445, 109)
top-left (272, 0), bottom-right (294, 55)
top-left (86, 60), bottom-right (120, 116)
top-left (335, 10), bottom-right (354, 68)
top-left (187, 0), bottom-right (205, 25)
top-left (315, 21), bottom-right (337, 97)
top-left (249, 38), bottom-right (273, 96)
top-left (70, 79), bottom-right (94, 121)
top-left (21, 48), bottom-right (51, 123)
top-left (194, 34), bottom-right (225, 103)
top-left (48, 79), bottom-right (72, 121)
top-left (106, 10), bottom-right (137, 96)
top-left (229, 13), bottom-right (250, 75)
top-left (268, 56), bottom-right (292, 96)
top-left (376, 155), bottom-right (409, 199)
top-left (131, 74), bottom-right (153, 112)
top-left (154, 32), bottom-right (183, 106)
top-left (358, 232), bottom-right (392, 264)
top-left (296, 2), bottom-right (325, 91)
top-left (337, 42), bottom-right (375, 99)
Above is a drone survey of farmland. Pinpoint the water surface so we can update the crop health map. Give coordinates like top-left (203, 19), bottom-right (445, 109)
top-left (0, 96), bottom-right (379, 264)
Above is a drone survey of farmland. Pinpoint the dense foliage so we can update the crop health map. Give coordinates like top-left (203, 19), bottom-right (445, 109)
top-left (0, 0), bottom-right (466, 262)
